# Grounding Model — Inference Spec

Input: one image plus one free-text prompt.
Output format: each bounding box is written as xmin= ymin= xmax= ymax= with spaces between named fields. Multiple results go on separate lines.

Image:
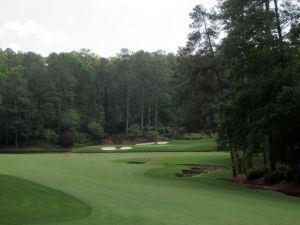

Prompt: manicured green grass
xmin=0 ymin=151 xmax=300 ymax=225
xmin=73 ymin=138 xmax=217 ymax=153
xmin=0 ymin=174 xmax=91 ymax=225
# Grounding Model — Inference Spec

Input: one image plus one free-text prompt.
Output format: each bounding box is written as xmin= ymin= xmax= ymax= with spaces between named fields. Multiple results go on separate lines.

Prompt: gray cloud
xmin=0 ymin=0 xmax=217 ymax=56
xmin=0 ymin=20 xmax=73 ymax=45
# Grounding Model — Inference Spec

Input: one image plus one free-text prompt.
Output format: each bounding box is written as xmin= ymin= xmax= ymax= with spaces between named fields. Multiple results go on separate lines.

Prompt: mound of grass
xmin=0 ymin=174 xmax=91 ymax=225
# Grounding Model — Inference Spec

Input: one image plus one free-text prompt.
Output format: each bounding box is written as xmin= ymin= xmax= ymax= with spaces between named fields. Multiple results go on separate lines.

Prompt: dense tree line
xmin=176 ymin=0 xmax=300 ymax=183
xmin=0 ymin=48 xmax=176 ymax=148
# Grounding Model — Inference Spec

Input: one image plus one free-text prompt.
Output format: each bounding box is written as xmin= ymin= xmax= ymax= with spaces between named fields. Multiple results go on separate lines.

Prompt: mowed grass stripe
xmin=0 ymin=174 xmax=91 ymax=225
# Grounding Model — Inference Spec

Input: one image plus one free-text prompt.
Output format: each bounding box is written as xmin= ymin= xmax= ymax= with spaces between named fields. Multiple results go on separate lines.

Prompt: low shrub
xmin=144 ymin=130 xmax=159 ymax=140
xmin=42 ymin=129 xmax=59 ymax=144
xmin=39 ymin=142 xmax=58 ymax=149
xmin=264 ymin=169 xmax=285 ymax=185
xmin=60 ymin=131 xmax=74 ymax=147
xmin=162 ymin=127 xmax=185 ymax=139
xmin=87 ymin=121 xmax=104 ymax=139
xmin=156 ymin=126 xmax=167 ymax=135
xmin=75 ymin=132 xmax=91 ymax=146
xmin=285 ymin=167 xmax=300 ymax=182
xmin=183 ymin=133 xmax=206 ymax=140
xmin=104 ymin=121 xmax=124 ymax=134
xmin=247 ymin=168 xmax=269 ymax=180
xmin=128 ymin=124 xmax=143 ymax=137
xmin=112 ymin=134 xmax=126 ymax=144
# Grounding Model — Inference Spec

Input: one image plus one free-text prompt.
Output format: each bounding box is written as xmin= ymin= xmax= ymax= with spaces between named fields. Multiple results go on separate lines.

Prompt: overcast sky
xmin=0 ymin=0 xmax=217 ymax=57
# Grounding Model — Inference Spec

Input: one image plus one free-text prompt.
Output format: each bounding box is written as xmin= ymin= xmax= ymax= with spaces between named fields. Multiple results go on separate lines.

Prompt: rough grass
xmin=0 ymin=174 xmax=91 ymax=225
xmin=73 ymin=138 xmax=217 ymax=153
xmin=0 ymin=151 xmax=300 ymax=225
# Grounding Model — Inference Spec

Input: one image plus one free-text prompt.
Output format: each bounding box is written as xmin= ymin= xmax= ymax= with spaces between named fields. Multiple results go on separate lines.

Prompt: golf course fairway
xmin=0 ymin=152 xmax=300 ymax=225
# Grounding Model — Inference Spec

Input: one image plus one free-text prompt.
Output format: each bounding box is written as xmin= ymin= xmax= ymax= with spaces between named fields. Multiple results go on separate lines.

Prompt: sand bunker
xmin=176 ymin=165 xmax=219 ymax=177
xmin=157 ymin=141 xmax=169 ymax=145
xmin=119 ymin=147 xmax=132 ymax=150
xmin=101 ymin=146 xmax=133 ymax=151
xmin=101 ymin=147 xmax=117 ymax=151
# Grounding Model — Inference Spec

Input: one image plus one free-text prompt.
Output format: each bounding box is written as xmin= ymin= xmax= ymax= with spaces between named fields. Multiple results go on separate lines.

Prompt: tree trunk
xmin=290 ymin=142 xmax=299 ymax=185
xmin=104 ymin=87 xmax=108 ymax=123
xmin=234 ymin=149 xmax=247 ymax=175
xmin=230 ymin=148 xmax=238 ymax=177
xmin=246 ymin=146 xmax=253 ymax=169
xmin=154 ymin=96 xmax=158 ymax=129
xmin=147 ymin=105 xmax=151 ymax=126
xmin=14 ymin=99 xmax=19 ymax=148
xmin=125 ymin=82 xmax=129 ymax=136
xmin=265 ymin=0 xmax=269 ymax=11
xmin=202 ymin=13 xmax=214 ymax=58
xmin=263 ymin=148 xmax=268 ymax=166
xmin=273 ymin=0 xmax=285 ymax=66
xmin=202 ymin=12 xmax=224 ymax=94
xmin=57 ymin=96 xmax=61 ymax=135
xmin=15 ymin=132 xmax=18 ymax=148
xmin=268 ymin=132 xmax=276 ymax=170
xmin=234 ymin=148 xmax=243 ymax=174
xmin=140 ymin=104 xmax=144 ymax=130
xmin=140 ymin=87 xmax=144 ymax=130
xmin=5 ymin=136 xmax=9 ymax=146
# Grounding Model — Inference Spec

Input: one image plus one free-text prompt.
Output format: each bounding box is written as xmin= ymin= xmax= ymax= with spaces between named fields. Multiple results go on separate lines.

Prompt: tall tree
xmin=0 ymin=67 xmax=31 ymax=147
xmin=47 ymin=53 xmax=77 ymax=135
xmin=175 ymin=4 xmax=224 ymax=134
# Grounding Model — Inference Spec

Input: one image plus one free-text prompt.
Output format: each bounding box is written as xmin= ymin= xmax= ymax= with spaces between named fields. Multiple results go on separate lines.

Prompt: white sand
xmin=157 ymin=141 xmax=169 ymax=145
xmin=101 ymin=147 xmax=117 ymax=151
xmin=119 ymin=147 xmax=132 ymax=150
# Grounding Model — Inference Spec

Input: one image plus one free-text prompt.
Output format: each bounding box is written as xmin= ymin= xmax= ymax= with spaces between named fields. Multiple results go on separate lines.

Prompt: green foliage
xmin=144 ymin=130 xmax=159 ymax=139
xmin=128 ymin=124 xmax=143 ymax=137
xmin=174 ymin=4 xmax=223 ymax=135
xmin=87 ymin=121 xmax=104 ymax=139
xmin=111 ymin=133 xmax=126 ymax=144
xmin=285 ymin=167 xmax=295 ymax=182
xmin=209 ymin=0 xmax=300 ymax=179
xmin=0 ymin=65 xmax=31 ymax=147
xmin=60 ymin=131 xmax=74 ymax=147
xmin=156 ymin=126 xmax=167 ymax=135
xmin=264 ymin=169 xmax=286 ymax=185
xmin=247 ymin=168 xmax=269 ymax=180
xmin=164 ymin=127 xmax=185 ymax=139
xmin=0 ymin=63 xmax=8 ymax=83
xmin=284 ymin=166 xmax=300 ymax=182
xmin=0 ymin=49 xmax=176 ymax=148
xmin=75 ymin=132 xmax=91 ymax=146
xmin=61 ymin=109 xmax=80 ymax=133
xmin=42 ymin=129 xmax=59 ymax=144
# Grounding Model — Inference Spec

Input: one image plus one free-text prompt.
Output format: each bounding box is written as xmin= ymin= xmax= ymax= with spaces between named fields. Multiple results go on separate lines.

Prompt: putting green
xmin=0 ymin=174 xmax=91 ymax=225
xmin=73 ymin=139 xmax=217 ymax=153
xmin=0 ymin=152 xmax=300 ymax=225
